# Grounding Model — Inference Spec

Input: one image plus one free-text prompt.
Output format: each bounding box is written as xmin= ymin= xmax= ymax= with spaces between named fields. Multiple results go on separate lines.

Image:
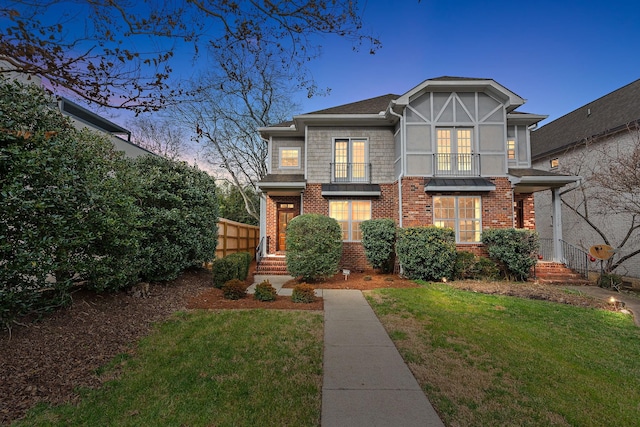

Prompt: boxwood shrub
xmin=396 ymin=226 xmax=457 ymax=281
xmin=360 ymin=218 xmax=396 ymax=273
xmin=285 ymin=214 xmax=342 ymax=282
xmin=481 ymin=228 xmax=539 ymax=281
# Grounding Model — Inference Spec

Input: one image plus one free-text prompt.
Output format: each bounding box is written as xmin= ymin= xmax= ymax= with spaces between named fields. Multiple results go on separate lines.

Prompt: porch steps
xmin=255 ymin=256 xmax=290 ymax=275
xmin=533 ymin=262 xmax=590 ymax=285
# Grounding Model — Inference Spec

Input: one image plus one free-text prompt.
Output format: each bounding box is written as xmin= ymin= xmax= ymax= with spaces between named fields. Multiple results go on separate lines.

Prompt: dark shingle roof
xmin=306 ymin=94 xmax=400 ymax=115
xmin=259 ymin=174 xmax=305 ymax=183
xmin=531 ymin=79 xmax=640 ymax=159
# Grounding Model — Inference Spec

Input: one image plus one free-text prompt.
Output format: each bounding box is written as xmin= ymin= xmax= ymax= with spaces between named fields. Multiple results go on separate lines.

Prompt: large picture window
xmin=329 ymin=200 xmax=371 ymax=241
xmin=433 ymin=196 xmax=481 ymax=243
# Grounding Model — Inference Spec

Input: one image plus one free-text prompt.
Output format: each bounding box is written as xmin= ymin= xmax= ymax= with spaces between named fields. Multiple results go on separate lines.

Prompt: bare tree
xmin=559 ymin=124 xmax=640 ymax=273
xmin=127 ymin=116 xmax=187 ymax=160
xmin=178 ymin=47 xmax=297 ymax=221
xmin=1 ymin=1 xmax=380 ymax=112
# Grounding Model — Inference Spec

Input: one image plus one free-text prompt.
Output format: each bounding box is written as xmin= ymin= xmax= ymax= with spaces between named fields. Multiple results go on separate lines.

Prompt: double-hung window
xmin=433 ymin=196 xmax=481 ymax=243
xmin=334 ymin=138 xmax=368 ymax=182
xmin=279 ymin=147 xmax=300 ymax=169
xmin=436 ymin=128 xmax=473 ymax=175
xmin=329 ymin=200 xmax=371 ymax=241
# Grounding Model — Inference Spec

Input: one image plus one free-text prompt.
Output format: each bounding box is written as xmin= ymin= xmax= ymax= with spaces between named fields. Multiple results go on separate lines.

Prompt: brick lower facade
xmin=263 ymin=176 xmax=537 ymax=271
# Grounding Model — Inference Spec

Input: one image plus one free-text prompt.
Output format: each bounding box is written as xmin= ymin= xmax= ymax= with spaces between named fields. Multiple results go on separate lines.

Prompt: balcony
xmin=331 ymin=163 xmax=371 ymax=183
xmin=433 ymin=153 xmax=480 ymax=177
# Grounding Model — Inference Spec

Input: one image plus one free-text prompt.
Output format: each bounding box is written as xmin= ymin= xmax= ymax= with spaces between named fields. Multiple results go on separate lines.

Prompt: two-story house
xmin=257 ymin=77 xmax=579 ymax=273
xmin=531 ymin=79 xmax=640 ymax=279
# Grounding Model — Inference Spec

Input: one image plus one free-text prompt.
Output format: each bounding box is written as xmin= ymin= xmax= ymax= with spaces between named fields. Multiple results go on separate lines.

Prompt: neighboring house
xmin=531 ymin=79 xmax=640 ymax=278
xmin=257 ymin=77 xmax=579 ymax=271
xmin=1 ymin=59 xmax=152 ymax=159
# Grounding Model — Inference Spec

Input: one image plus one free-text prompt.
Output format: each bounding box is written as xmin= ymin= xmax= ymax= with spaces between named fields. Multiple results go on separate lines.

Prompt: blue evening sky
xmin=289 ymin=0 xmax=639 ymax=125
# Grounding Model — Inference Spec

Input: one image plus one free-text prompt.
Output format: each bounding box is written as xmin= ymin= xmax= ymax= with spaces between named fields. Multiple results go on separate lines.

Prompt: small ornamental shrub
xmin=226 ymin=252 xmax=252 ymax=281
xmin=285 ymin=214 xmax=342 ymax=282
xmin=254 ymin=280 xmax=277 ymax=302
xmin=211 ymin=257 xmax=240 ymax=288
xmin=222 ymin=279 xmax=247 ymax=300
xmin=360 ymin=219 xmax=397 ymax=273
xmin=454 ymin=251 xmax=477 ymax=280
xmin=291 ymin=284 xmax=316 ymax=303
xmin=474 ymin=257 xmax=501 ymax=280
xmin=481 ymin=228 xmax=539 ymax=281
xmin=597 ymin=273 xmax=623 ymax=289
xmin=396 ymin=227 xmax=457 ymax=281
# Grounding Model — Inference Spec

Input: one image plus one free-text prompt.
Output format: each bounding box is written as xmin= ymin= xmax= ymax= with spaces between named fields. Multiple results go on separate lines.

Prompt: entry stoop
xmin=533 ymin=262 xmax=590 ymax=285
xmin=255 ymin=255 xmax=289 ymax=275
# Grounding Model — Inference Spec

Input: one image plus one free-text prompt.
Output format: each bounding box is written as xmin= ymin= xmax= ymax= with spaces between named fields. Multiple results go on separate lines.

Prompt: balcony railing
xmin=331 ymin=163 xmax=371 ymax=183
xmin=433 ymin=153 xmax=480 ymax=177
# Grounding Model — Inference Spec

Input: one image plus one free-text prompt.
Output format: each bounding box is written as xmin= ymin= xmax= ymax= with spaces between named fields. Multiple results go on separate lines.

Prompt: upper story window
xmin=550 ymin=158 xmax=559 ymax=169
xmin=329 ymin=200 xmax=371 ymax=241
xmin=507 ymin=139 xmax=516 ymax=160
xmin=435 ymin=128 xmax=477 ymax=176
xmin=279 ymin=147 xmax=300 ymax=168
xmin=333 ymin=138 xmax=369 ymax=182
xmin=433 ymin=196 xmax=481 ymax=243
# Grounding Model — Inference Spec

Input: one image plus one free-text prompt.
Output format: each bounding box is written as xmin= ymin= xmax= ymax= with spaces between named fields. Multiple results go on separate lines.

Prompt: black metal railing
xmin=561 ymin=240 xmax=590 ymax=279
xmin=331 ymin=163 xmax=371 ymax=183
xmin=433 ymin=153 xmax=480 ymax=177
xmin=256 ymin=236 xmax=264 ymax=264
xmin=538 ymin=238 xmax=554 ymax=261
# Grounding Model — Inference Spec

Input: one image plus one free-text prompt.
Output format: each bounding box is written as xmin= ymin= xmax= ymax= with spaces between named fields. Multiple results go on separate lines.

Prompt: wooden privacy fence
xmin=216 ymin=217 xmax=259 ymax=259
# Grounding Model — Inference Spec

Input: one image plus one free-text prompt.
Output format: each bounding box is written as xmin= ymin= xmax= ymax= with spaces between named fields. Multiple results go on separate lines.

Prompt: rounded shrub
xmin=396 ymin=226 xmax=457 ymax=281
xmin=254 ymin=280 xmax=277 ymax=302
xmin=291 ymin=284 xmax=316 ymax=303
xmin=222 ymin=279 xmax=247 ymax=300
xmin=285 ymin=214 xmax=342 ymax=282
xmin=481 ymin=228 xmax=539 ymax=281
xmin=360 ymin=218 xmax=397 ymax=273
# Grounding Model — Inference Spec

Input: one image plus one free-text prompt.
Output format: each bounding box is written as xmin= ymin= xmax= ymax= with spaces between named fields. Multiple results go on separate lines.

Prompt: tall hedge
xmin=360 ymin=218 xmax=396 ymax=273
xmin=0 ymin=80 xmax=142 ymax=325
xmin=285 ymin=214 xmax=342 ymax=281
xmin=481 ymin=228 xmax=539 ymax=281
xmin=134 ymin=156 xmax=219 ymax=282
xmin=396 ymin=226 xmax=457 ymax=281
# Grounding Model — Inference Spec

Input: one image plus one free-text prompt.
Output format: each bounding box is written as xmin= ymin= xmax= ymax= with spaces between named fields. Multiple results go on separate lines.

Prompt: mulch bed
xmin=1 ymin=265 xmax=611 ymax=425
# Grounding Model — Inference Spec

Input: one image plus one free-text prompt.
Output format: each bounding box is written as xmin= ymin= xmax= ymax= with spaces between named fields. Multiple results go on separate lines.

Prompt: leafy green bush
xmin=222 ymin=279 xmax=247 ymax=300
xmin=285 ymin=214 xmax=342 ymax=282
xmin=453 ymin=251 xmax=477 ymax=280
xmin=474 ymin=257 xmax=501 ymax=280
xmin=481 ymin=228 xmax=539 ymax=281
xmin=211 ymin=257 xmax=238 ymax=288
xmin=227 ymin=252 xmax=252 ymax=281
xmin=254 ymin=280 xmax=277 ymax=302
xmin=291 ymin=284 xmax=316 ymax=303
xmin=134 ymin=156 xmax=218 ymax=282
xmin=360 ymin=218 xmax=396 ymax=273
xmin=396 ymin=227 xmax=457 ymax=281
xmin=0 ymin=80 xmax=142 ymax=326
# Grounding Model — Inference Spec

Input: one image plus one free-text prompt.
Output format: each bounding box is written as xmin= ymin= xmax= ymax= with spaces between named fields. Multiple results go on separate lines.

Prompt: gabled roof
xmin=307 ymin=94 xmax=400 ymax=115
xmin=531 ymin=78 xmax=640 ymax=159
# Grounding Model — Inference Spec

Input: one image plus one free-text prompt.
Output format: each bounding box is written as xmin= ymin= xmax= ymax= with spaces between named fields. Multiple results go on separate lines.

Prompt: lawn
xmin=366 ymin=283 xmax=640 ymax=427
xmin=14 ymin=309 xmax=323 ymax=427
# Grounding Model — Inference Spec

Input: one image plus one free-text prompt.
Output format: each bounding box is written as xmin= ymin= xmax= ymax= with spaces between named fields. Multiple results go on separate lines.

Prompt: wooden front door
xmin=277 ymin=204 xmax=296 ymax=251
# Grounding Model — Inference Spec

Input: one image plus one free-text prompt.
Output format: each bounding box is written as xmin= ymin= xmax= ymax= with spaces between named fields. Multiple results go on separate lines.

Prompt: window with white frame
xmin=279 ymin=147 xmax=300 ymax=168
xmin=433 ymin=196 xmax=481 ymax=243
xmin=507 ymin=139 xmax=516 ymax=160
xmin=436 ymin=128 xmax=473 ymax=173
xmin=334 ymin=138 xmax=368 ymax=182
xmin=329 ymin=200 xmax=371 ymax=241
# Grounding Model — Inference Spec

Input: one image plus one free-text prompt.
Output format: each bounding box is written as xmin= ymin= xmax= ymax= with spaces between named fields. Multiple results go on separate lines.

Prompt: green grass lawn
xmin=15 ymin=310 xmax=323 ymax=427
xmin=366 ymin=283 xmax=640 ymax=427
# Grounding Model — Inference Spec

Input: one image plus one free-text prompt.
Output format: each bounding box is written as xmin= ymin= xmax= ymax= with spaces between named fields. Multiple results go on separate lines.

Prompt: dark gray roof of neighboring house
xmin=508 ymin=168 xmax=573 ymax=177
xmin=531 ymin=78 xmax=640 ymax=159
xmin=306 ymin=93 xmax=400 ymax=115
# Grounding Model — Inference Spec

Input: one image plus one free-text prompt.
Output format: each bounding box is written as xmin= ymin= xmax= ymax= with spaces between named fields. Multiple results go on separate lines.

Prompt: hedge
xmin=396 ymin=226 xmax=457 ymax=281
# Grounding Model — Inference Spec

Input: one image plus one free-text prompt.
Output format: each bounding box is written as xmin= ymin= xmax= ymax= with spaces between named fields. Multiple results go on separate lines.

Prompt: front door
xmin=277 ymin=204 xmax=296 ymax=251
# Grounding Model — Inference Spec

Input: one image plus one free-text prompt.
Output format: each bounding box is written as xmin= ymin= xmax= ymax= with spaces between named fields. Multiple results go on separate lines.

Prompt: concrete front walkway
xmin=321 ymin=290 xmax=444 ymax=427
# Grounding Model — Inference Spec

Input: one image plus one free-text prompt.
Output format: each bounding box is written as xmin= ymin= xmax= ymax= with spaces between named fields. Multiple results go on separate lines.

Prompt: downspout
xmin=389 ymin=101 xmax=404 ymax=227
xmin=258 ymin=135 xmax=271 ymax=257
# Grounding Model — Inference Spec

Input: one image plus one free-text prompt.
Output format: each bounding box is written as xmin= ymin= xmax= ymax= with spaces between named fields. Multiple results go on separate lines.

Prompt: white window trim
xmin=433 ymin=195 xmax=482 ymax=244
xmin=279 ymin=147 xmax=301 ymax=169
xmin=329 ymin=200 xmax=371 ymax=242
xmin=332 ymin=137 xmax=369 ymax=182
